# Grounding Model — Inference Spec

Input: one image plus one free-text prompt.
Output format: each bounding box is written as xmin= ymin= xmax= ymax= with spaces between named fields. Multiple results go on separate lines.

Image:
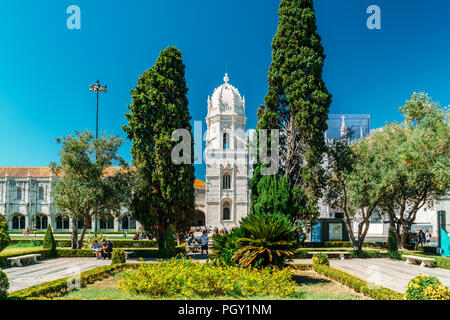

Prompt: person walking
xmin=417 ymin=229 xmax=425 ymax=247
xmin=200 ymin=230 xmax=209 ymax=256
xmin=425 ymin=229 xmax=432 ymax=247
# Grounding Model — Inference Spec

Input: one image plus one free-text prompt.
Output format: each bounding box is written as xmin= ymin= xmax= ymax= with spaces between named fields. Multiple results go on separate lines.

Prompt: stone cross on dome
xmin=224 ymin=73 xmax=229 ymax=84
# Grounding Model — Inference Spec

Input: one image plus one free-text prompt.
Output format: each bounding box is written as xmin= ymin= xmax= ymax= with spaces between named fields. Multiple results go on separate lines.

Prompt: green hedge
xmin=1 ymin=244 xmax=186 ymax=267
xmin=8 ymin=263 xmax=140 ymax=300
xmin=294 ymin=248 xmax=384 ymax=259
xmin=9 ymin=239 xmax=159 ymax=248
xmin=297 ymin=241 xmax=387 ymax=249
xmin=312 ymin=264 xmax=404 ymax=300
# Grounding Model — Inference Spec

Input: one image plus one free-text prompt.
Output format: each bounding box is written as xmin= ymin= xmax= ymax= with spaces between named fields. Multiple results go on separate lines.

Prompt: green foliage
xmin=232 ymin=213 xmax=296 ymax=268
xmin=123 ymin=46 xmax=196 ymax=250
xmin=50 ymin=130 xmax=130 ymax=249
xmin=0 ymin=269 xmax=8 ymax=300
xmin=251 ymin=0 xmax=332 ymax=228
xmin=162 ymin=226 xmax=177 ymax=258
xmin=388 ymin=225 xmax=401 ymax=259
xmin=405 ymin=275 xmax=450 ymax=300
xmin=111 ymin=249 xmax=126 ymax=265
xmin=313 ymin=264 xmax=404 ymax=300
xmin=118 ymin=257 xmax=301 ymax=298
xmin=43 ymin=225 xmax=56 ymax=253
xmin=212 ymin=228 xmax=245 ymax=266
xmin=0 ymin=215 xmax=11 ymax=253
xmin=311 ymin=253 xmax=329 ymax=266
xmin=375 ymin=93 xmax=450 ymax=247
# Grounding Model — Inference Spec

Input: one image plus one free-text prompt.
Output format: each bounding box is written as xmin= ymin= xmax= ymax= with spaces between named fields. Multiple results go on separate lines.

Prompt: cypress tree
xmin=0 ymin=215 xmax=11 ymax=253
xmin=388 ymin=225 xmax=401 ymax=259
xmin=123 ymin=47 xmax=196 ymax=250
xmin=43 ymin=224 xmax=56 ymax=254
xmin=251 ymin=0 xmax=331 ymax=228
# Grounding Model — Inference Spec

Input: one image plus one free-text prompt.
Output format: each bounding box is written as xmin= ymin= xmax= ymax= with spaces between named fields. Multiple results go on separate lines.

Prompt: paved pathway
xmin=1 ymin=258 xmax=143 ymax=292
xmin=291 ymin=258 xmax=450 ymax=293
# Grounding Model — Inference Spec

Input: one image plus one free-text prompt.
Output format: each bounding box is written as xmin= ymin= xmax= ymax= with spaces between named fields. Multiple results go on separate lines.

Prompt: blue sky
xmin=0 ymin=0 xmax=449 ymax=180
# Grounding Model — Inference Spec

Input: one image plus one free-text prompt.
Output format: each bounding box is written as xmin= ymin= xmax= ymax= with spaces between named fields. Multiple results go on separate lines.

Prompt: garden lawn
xmin=2 ymin=246 xmax=43 ymax=255
xmin=55 ymin=270 xmax=369 ymax=300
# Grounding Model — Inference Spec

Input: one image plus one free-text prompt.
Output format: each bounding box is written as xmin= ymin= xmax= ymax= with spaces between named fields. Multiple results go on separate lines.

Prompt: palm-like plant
xmin=233 ymin=213 xmax=296 ymax=268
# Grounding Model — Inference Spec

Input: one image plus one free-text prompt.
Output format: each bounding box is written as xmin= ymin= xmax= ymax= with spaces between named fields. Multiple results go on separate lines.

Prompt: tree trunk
xmin=71 ymin=221 xmax=78 ymax=249
xmin=77 ymin=216 xmax=91 ymax=249
xmin=158 ymin=219 xmax=168 ymax=250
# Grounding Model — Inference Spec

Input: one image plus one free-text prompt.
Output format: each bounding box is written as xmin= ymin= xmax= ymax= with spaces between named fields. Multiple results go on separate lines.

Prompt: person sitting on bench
xmin=91 ymin=240 xmax=102 ymax=260
xmin=100 ymin=239 xmax=114 ymax=259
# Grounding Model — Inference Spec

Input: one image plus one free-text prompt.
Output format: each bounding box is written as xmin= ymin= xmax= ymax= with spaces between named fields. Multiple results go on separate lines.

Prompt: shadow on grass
xmin=291 ymin=274 xmax=331 ymax=286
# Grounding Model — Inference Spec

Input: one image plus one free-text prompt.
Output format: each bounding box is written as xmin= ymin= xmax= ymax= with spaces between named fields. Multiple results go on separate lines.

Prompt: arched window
xmin=38 ymin=187 xmax=44 ymax=200
xmin=12 ymin=214 xmax=25 ymax=230
xmin=100 ymin=215 xmax=114 ymax=230
xmin=77 ymin=217 xmax=91 ymax=230
xmin=222 ymin=202 xmax=231 ymax=221
xmin=121 ymin=215 xmax=136 ymax=230
xmin=56 ymin=215 xmax=70 ymax=230
xmin=16 ymin=187 xmax=22 ymax=200
xmin=222 ymin=173 xmax=231 ymax=190
xmin=36 ymin=214 xmax=48 ymax=230
xmin=223 ymin=133 xmax=229 ymax=149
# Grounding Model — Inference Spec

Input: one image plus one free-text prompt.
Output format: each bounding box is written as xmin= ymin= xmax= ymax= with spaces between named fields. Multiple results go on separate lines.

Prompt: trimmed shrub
xmin=111 ymin=249 xmax=126 ymax=265
xmin=163 ymin=227 xmax=176 ymax=258
xmin=0 ymin=269 xmax=8 ymax=300
xmin=388 ymin=225 xmax=401 ymax=260
xmin=0 ymin=215 xmax=11 ymax=253
xmin=313 ymin=264 xmax=403 ymax=300
xmin=405 ymin=275 xmax=450 ymax=300
xmin=43 ymin=225 xmax=56 ymax=254
xmin=118 ymin=257 xmax=302 ymax=298
xmin=312 ymin=253 xmax=329 ymax=266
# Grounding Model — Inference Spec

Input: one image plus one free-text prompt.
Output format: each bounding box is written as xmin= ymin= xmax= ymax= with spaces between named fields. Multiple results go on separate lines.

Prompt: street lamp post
xmin=89 ymin=80 xmax=107 ymax=237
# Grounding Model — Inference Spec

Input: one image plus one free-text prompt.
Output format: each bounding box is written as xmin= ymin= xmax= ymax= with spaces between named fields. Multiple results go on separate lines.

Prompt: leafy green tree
xmin=233 ymin=213 xmax=296 ymax=268
xmin=51 ymin=131 xmax=130 ymax=249
xmin=326 ymin=136 xmax=386 ymax=252
xmin=123 ymin=46 xmax=196 ymax=250
xmin=43 ymin=225 xmax=56 ymax=254
xmin=250 ymin=0 xmax=331 ymax=229
xmin=0 ymin=215 xmax=11 ymax=253
xmin=376 ymin=93 xmax=450 ymax=248
xmin=163 ymin=226 xmax=177 ymax=258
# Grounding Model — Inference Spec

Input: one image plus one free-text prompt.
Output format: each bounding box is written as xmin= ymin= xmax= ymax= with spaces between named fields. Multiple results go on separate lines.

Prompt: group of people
xmin=132 ymin=231 xmax=149 ymax=240
xmin=415 ymin=229 xmax=432 ymax=247
xmin=91 ymin=239 xmax=114 ymax=260
xmin=187 ymin=231 xmax=210 ymax=255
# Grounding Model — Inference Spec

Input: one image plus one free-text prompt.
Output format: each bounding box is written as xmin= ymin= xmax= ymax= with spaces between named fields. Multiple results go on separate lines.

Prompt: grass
xmin=2 ymin=245 xmax=43 ymax=255
xmin=55 ymin=270 xmax=369 ymax=300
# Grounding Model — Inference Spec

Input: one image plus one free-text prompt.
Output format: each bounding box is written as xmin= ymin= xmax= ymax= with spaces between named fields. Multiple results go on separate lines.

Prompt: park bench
xmin=124 ymin=251 xmax=133 ymax=259
xmin=185 ymin=240 xmax=199 ymax=253
xmin=308 ymin=251 xmax=350 ymax=261
xmin=7 ymin=254 xmax=41 ymax=267
xmin=403 ymin=255 xmax=435 ymax=268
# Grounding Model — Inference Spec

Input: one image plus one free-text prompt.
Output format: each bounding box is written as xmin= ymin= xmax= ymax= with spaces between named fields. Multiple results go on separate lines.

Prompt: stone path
xmin=290 ymin=258 xmax=450 ymax=293
xmin=2 ymin=258 xmax=141 ymax=292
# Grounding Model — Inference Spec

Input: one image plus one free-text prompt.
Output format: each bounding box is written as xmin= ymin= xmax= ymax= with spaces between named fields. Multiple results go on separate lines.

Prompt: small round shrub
xmin=312 ymin=253 xmax=329 ymax=266
xmin=111 ymin=249 xmax=126 ymax=265
xmin=0 ymin=270 xmax=9 ymax=300
xmin=405 ymin=275 xmax=450 ymax=300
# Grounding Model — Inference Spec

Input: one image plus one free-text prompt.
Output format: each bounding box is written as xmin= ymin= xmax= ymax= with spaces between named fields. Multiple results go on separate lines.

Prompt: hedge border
xmin=1 ymin=245 xmax=186 ymax=268
xmin=312 ymin=264 xmax=404 ymax=300
xmin=8 ymin=263 xmax=140 ymax=300
xmin=294 ymin=248 xmax=386 ymax=259
xmin=9 ymin=239 xmax=159 ymax=248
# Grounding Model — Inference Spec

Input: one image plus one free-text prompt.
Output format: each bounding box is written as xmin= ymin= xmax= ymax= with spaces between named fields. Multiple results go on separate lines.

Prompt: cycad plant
xmin=233 ymin=213 xmax=295 ymax=268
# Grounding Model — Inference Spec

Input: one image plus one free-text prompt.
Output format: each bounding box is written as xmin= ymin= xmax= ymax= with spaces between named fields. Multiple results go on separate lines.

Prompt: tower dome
xmin=208 ymin=73 xmax=245 ymax=117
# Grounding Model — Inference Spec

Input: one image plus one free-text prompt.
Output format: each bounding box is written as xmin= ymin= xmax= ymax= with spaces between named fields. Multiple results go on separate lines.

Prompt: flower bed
xmin=118 ymin=258 xmax=302 ymax=298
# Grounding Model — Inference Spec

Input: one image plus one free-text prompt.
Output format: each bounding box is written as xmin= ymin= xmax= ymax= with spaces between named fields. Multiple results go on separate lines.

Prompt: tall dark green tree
xmin=250 ymin=0 xmax=332 ymax=229
xmin=123 ymin=46 xmax=196 ymax=250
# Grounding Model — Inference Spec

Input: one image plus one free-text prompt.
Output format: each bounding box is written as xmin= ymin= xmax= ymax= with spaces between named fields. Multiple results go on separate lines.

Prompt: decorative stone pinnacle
xmin=224 ymin=73 xmax=229 ymax=84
